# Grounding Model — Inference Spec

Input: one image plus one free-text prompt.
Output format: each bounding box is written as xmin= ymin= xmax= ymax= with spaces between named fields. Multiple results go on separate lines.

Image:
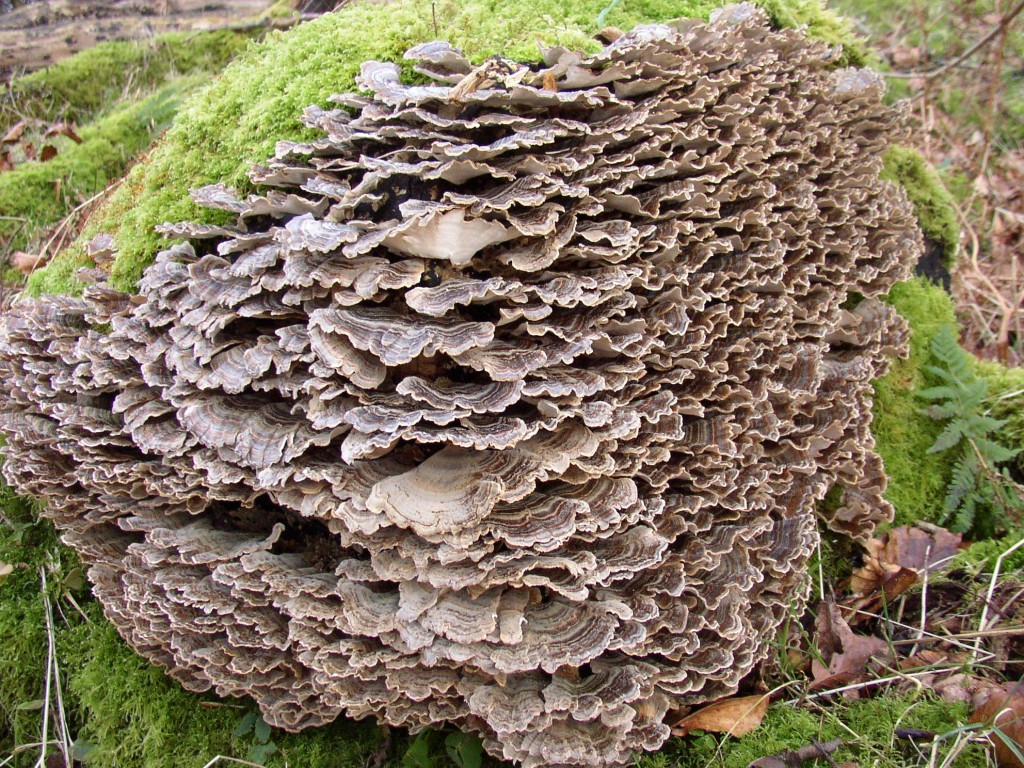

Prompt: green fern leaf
xmin=944 ymin=453 xmax=979 ymax=514
xmin=951 ymin=493 xmax=977 ymax=533
xmin=917 ymin=385 xmax=959 ymax=401
xmin=928 ymin=421 xmax=964 ymax=454
xmin=972 ymin=437 xmax=1020 ymax=464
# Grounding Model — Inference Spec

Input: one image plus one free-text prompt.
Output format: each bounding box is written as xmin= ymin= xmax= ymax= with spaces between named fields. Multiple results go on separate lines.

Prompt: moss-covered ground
xmin=2 ymin=0 xmax=1022 ymax=766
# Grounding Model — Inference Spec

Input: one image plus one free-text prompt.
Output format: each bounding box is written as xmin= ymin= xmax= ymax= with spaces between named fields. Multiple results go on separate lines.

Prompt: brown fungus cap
xmin=0 ymin=6 xmax=920 ymax=766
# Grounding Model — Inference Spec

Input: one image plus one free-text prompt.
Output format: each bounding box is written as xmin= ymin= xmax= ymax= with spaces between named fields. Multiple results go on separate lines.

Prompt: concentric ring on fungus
xmin=0 ymin=6 xmax=921 ymax=766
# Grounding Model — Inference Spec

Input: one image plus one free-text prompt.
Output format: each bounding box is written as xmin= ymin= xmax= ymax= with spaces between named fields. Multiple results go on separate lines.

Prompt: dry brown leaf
xmin=1 ymin=120 xmax=25 ymax=144
xmin=970 ymin=682 xmax=1024 ymax=768
xmin=810 ymin=599 xmax=891 ymax=694
xmin=846 ymin=526 xmax=962 ymax=620
xmin=747 ymin=739 xmax=843 ymax=768
xmin=11 ymin=251 xmax=45 ymax=275
xmin=44 ymin=121 xmax=82 ymax=144
xmin=595 ymin=26 xmax=623 ymax=43
xmin=890 ymin=46 xmax=922 ymax=68
xmin=40 ymin=145 xmax=58 ymax=162
xmin=0 ymin=150 xmax=12 ymax=172
xmin=22 ymin=141 xmax=35 ymax=161
xmin=672 ymin=695 xmax=769 ymax=738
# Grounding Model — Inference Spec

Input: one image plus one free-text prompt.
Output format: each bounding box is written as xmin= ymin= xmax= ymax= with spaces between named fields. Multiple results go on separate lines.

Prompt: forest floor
xmin=0 ymin=1 xmax=1022 ymax=767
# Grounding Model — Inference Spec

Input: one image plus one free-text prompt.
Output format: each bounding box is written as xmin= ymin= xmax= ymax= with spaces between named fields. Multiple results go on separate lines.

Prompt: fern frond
xmin=951 ymin=493 xmax=978 ymax=533
xmin=928 ymin=421 xmax=964 ymax=454
xmin=944 ymin=452 xmax=979 ymax=515
xmin=917 ymin=385 xmax=959 ymax=401
xmin=972 ymin=437 xmax=1020 ymax=464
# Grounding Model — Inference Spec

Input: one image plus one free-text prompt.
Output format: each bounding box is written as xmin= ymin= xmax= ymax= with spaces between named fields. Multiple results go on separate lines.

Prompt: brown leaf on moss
xmin=970 ymin=682 xmax=1024 ymax=768
xmin=811 ymin=599 xmax=892 ymax=694
xmin=672 ymin=695 xmax=769 ymax=738
xmin=40 ymin=145 xmax=58 ymax=162
xmin=44 ymin=122 xmax=82 ymax=144
xmin=1 ymin=120 xmax=25 ymax=144
xmin=11 ymin=251 xmax=45 ymax=275
xmin=846 ymin=526 xmax=961 ymax=617
xmin=748 ymin=739 xmax=844 ymax=768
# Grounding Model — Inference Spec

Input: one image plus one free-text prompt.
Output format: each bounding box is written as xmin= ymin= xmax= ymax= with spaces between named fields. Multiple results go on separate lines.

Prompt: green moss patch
xmin=871 ymin=278 xmax=958 ymax=527
xmin=882 ymin=146 xmax=960 ymax=266
xmin=29 ymin=0 xmax=865 ymax=296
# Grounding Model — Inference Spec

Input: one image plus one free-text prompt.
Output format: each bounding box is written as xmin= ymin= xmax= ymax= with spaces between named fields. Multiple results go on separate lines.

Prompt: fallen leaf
xmin=1 ymin=120 xmax=25 ymax=144
xmin=747 ymin=739 xmax=843 ymax=768
xmin=0 ymin=561 xmax=13 ymax=586
xmin=970 ymin=682 xmax=1024 ymax=768
xmin=44 ymin=121 xmax=82 ymax=144
xmin=890 ymin=46 xmax=922 ymax=68
xmin=594 ymin=26 xmax=623 ymax=43
xmin=810 ymin=599 xmax=891 ymax=694
xmin=0 ymin=150 xmax=12 ymax=171
xmin=845 ymin=526 xmax=962 ymax=620
xmin=672 ymin=694 xmax=769 ymax=738
xmin=40 ymin=145 xmax=58 ymax=162
xmin=22 ymin=141 xmax=35 ymax=160
xmin=11 ymin=251 xmax=45 ymax=275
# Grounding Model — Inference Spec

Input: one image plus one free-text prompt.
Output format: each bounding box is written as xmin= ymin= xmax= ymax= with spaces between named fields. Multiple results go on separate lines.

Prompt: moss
xmin=0 ymin=486 xmax=63 ymax=759
xmin=0 ymin=31 xmax=253 ymax=134
xmin=870 ymin=278 xmax=958 ymax=527
xmin=62 ymin=613 xmax=381 ymax=768
xmin=642 ymin=694 xmax=985 ymax=768
xmin=29 ymin=0 xmax=866 ymax=296
xmin=975 ymin=361 xmax=1024 ymax=468
xmin=882 ymin=146 xmax=960 ymax=266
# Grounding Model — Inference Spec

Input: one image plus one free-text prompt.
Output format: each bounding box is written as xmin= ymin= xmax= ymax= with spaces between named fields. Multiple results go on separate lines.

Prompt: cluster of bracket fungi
xmin=0 ymin=6 xmax=922 ymax=767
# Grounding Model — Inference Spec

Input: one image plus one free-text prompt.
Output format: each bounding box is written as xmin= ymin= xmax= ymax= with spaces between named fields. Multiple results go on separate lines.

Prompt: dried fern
xmin=918 ymin=325 xmax=1024 ymax=536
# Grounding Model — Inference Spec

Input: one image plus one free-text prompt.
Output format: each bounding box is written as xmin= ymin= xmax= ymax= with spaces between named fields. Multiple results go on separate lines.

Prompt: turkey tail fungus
xmin=0 ymin=6 xmax=920 ymax=767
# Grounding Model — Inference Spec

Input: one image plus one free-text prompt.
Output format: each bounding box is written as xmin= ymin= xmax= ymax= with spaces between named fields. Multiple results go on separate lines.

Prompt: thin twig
xmin=886 ymin=0 xmax=1024 ymax=80
xmin=35 ymin=568 xmax=52 ymax=768
xmin=784 ymin=666 xmax=965 ymax=704
xmin=201 ymin=756 xmax=277 ymax=768
xmin=974 ymin=537 xmax=1024 ymax=661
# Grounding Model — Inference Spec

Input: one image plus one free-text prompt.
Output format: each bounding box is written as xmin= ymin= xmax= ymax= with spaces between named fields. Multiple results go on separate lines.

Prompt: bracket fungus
xmin=0 ymin=6 xmax=921 ymax=767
